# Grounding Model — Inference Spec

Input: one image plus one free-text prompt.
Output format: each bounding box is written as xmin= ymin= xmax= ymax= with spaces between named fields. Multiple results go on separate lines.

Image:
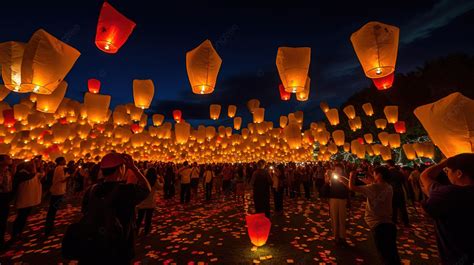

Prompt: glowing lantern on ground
xmin=88 ymin=79 xmax=101 ymax=94
xmin=403 ymin=144 xmax=416 ymax=160
xmin=233 ymin=117 xmax=242 ymax=130
xmin=414 ymin=92 xmax=474 ymax=158
xmin=378 ymin=132 xmax=389 ymax=146
xmin=388 ymin=133 xmax=401 ymax=148
xmin=3 ymin=109 xmax=15 ymax=128
xmin=276 ymin=47 xmax=311 ymax=93
xmin=394 ymin=121 xmax=406 ymax=134
xmin=152 ymin=114 xmax=164 ymax=127
xmin=186 ymin=40 xmax=222 ymax=94
xmin=343 ymin=105 xmax=356 ymax=120
xmin=84 ymin=92 xmax=111 ymax=123
xmin=246 ymin=213 xmax=271 ymax=247
xmin=332 ymin=130 xmax=345 ymax=146
xmin=95 ymin=2 xmax=136 ymax=54
xmin=372 ymin=72 xmax=394 ymax=90
xmin=253 ymin=108 xmax=265 ymax=124
xmin=36 ymin=81 xmax=67 ymax=113
xmin=21 ymin=29 xmax=80 ymax=94
xmin=364 ymin=133 xmax=373 ymax=144
xmin=296 ymin=77 xmax=310 ymax=102
xmin=384 ymin=106 xmax=398 ymax=124
xmin=325 ymin=108 xmax=339 ymax=126
xmin=280 ymin=116 xmax=288 ymax=128
xmin=362 ymin=103 xmax=374 ymax=116
xmin=320 ymin=102 xmax=329 ymax=113
xmin=228 ymin=105 xmax=237 ymax=118
xmin=133 ymin=79 xmax=154 ymax=109
xmin=279 ymin=84 xmax=291 ymax=101
xmin=350 ymin=21 xmax=399 ymax=79
xmin=0 ymin=86 xmax=10 ymax=101
xmin=209 ymin=104 xmax=221 ymax=120
xmin=375 ymin=119 xmax=387 ymax=130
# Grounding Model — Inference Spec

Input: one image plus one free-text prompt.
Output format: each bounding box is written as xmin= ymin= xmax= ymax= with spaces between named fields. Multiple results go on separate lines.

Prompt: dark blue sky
xmin=2 ymin=0 xmax=474 ymax=127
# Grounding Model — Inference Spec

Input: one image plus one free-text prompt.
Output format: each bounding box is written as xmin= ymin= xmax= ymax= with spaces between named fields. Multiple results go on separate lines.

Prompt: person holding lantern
xmin=420 ymin=153 xmax=474 ymax=265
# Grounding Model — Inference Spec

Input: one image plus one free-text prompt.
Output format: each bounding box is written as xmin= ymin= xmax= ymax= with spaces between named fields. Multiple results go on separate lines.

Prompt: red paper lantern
xmin=2 ymin=109 xmax=16 ymax=128
xmin=131 ymin=123 xmax=141 ymax=134
xmin=59 ymin=117 xmax=68 ymax=125
xmin=278 ymin=84 xmax=291 ymax=101
xmin=95 ymin=2 xmax=136 ymax=54
xmin=173 ymin=110 xmax=182 ymax=123
xmin=38 ymin=130 xmax=51 ymax=140
xmin=372 ymin=72 xmax=394 ymax=90
xmin=95 ymin=124 xmax=105 ymax=133
xmin=246 ymin=213 xmax=271 ymax=247
xmin=357 ymin=137 xmax=364 ymax=145
xmin=88 ymin=78 xmax=101 ymax=94
xmin=394 ymin=121 xmax=406 ymax=134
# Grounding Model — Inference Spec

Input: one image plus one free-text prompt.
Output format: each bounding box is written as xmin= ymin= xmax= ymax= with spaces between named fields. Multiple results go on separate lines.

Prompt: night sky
xmin=2 ymin=0 xmax=474 ymax=127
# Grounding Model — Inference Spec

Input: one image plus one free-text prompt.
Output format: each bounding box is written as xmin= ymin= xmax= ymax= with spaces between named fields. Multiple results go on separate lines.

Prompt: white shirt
xmin=50 ymin=165 xmax=67 ymax=196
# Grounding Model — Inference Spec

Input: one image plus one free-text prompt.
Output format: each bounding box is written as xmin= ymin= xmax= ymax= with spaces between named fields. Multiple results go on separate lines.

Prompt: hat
xmin=100 ymin=153 xmax=125 ymax=169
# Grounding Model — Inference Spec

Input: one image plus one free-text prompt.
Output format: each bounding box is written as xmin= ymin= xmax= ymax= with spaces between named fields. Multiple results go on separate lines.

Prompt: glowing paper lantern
xmin=233 ymin=117 xmax=242 ymax=130
xmin=343 ymin=143 xmax=350 ymax=152
xmin=284 ymin=122 xmax=302 ymax=149
xmin=95 ymin=2 xmax=136 ymax=54
xmin=362 ymin=103 xmax=374 ymax=116
xmin=131 ymin=123 xmax=141 ymax=134
xmin=372 ymin=72 xmax=394 ymax=90
xmin=253 ymin=108 xmax=265 ymax=124
xmin=414 ymin=92 xmax=474 ymax=157
xmin=3 ymin=109 xmax=15 ymax=128
xmin=246 ymin=213 xmax=271 ymax=247
xmin=279 ymin=84 xmax=291 ymax=101
xmin=325 ymin=108 xmax=339 ymax=126
xmin=173 ymin=110 xmax=182 ymax=123
xmin=276 ymin=47 xmax=311 ymax=93
xmin=350 ymin=21 xmax=399 ymax=79
xmin=375 ymin=119 xmax=387 ymax=130
xmin=247 ymin=99 xmax=260 ymax=114
xmin=21 ymin=29 xmax=81 ymax=94
xmin=394 ymin=121 xmax=406 ymax=134
xmin=402 ymin=144 xmax=416 ymax=160
xmin=84 ymin=92 xmax=111 ymax=123
xmin=364 ymin=133 xmax=373 ymax=144
xmin=343 ymin=105 xmax=356 ymax=120
xmin=294 ymin=111 xmax=304 ymax=124
xmin=0 ymin=42 xmax=25 ymax=92
xmin=378 ymin=132 xmax=389 ymax=146
xmin=88 ymin=79 xmax=101 ymax=94
xmin=296 ymin=77 xmax=310 ymax=102
xmin=280 ymin=116 xmax=288 ymax=129
xmin=0 ymin=85 xmax=10 ymax=101
xmin=332 ymin=130 xmax=345 ymax=146
xmin=36 ymin=81 xmax=67 ymax=113
xmin=320 ymin=102 xmax=329 ymax=113
xmin=13 ymin=104 xmax=29 ymax=121
xmin=228 ymin=105 xmax=237 ymax=118
xmin=133 ymin=79 xmax=154 ymax=109
xmin=152 ymin=114 xmax=164 ymax=127
xmin=129 ymin=106 xmax=143 ymax=122
xmin=384 ymin=106 xmax=398 ymax=124
xmin=209 ymin=104 xmax=221 ymax=120
xmin=186 ymin=40 xmax=222 ymax=94
xmin=388 ymin=133 xmax=401 ymax=148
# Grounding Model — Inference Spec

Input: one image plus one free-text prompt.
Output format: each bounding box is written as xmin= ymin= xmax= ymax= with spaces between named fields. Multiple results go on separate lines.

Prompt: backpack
xmin=62 ymin=184 xmax=125 ymax=260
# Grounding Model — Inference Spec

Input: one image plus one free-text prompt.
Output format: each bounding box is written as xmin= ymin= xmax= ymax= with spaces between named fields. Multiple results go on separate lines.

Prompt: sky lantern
xmin=2 ymin=109 xmax=15 ymax=128
xmin=350 ymin=21 xmax=399 ymax=80
xmin=280 ymin=116 xmax=288 ymax=128
xmin=332 ymin=130 xmax=345 ymax=146
xmin=325 ymin=108 xmax=339 ymax=126
xmin=380 ymin=146 xmax=392 ymax=160
xmin=372 ymin=72 xmax=394 ymax=90
xmin=388 ymin=133 xmax=401 ymax=148
xmin=403 ymin=144 xmax=416 ymax=160
xmin=375 ymin=118 xmax=387 ymax=130
xmin=13 ymin=104 xmax=29 ymax=121
xmin=129 ymin=106 xmax=143 ymax=122
xmin=152 ymin=114 xmax=164 ymax=127
xmin=88 ymin=78 xmax=101 ymax=94
xmin=130 ymin=123 xmax=141 ymax=134
xmin=173 ymin=110 xmax=182 ymax=123
xmin=414 ymin=92 xmax=474 ymax=157
xmin=364 ymin=133 xmax=373 ymax=144
xmin=362 ymin=102 xmax=374 ymax=116
xmin=21 ymin=29 xmax=80 ymax=94
xmin=228 ymin=105 xmax=237 ymax=118
xmin=246 ymin=213 xmax=271 ymax=247
xmin=175 ymin=121 xmax=191 ymax=145
xmin=84 ymin=92 xmax=111 ymax=123
xmin=394 ymin=121 xmax=406 ymax=134
xmin=0 ymin=42 xmax=25 ymax=92
xmin=186 ymin=40 xmax=222 ymax=95
xmin=296 ymin=77 xmax=310 ymax=101
xmin=343 ymin=105 xmax=356 ymax=120
xmin=276 ymin=47 xmax=311 ymax=93
xmin=320 ymin=102 xmax=329 ymax=113
xmin=294 ymin=111 xmax=304 ymax=124
xmin=284 ymin=122 xmax=302 ymax=149
xmin=133 ymin=79 xmax=154 ymax=109
xmin=36 ymin=81 xmax=67 ymax=113
xmin=384 ymin=106 xmax=398 ymax=124
xmin=233 ymin=117 xmax=242 ymax=130
xmin=95 ymin=2 xmax=136 ymax=54
xmin=209 ymin=104 xmax=221 ymax=120
xmin=279 ymin=84 xmax=291 ymax=101
xmin=378 ymin=132 xmax=390 ymax=146
xmin=253 ymin=108 xmax=265 ymax=123
xmin=247 ymin=99 xmax=260 ymax=114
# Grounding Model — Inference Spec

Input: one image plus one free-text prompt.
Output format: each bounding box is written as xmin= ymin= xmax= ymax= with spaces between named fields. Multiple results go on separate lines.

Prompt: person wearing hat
xmin=44 ymin=156 xmax=69 ymax=236
xmin=80 ymin=152 xmax=150 ymax=264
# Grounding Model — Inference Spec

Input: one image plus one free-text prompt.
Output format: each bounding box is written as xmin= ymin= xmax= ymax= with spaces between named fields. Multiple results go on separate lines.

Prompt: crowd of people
xmin=0 ymin=152 xmax=473 ymax=264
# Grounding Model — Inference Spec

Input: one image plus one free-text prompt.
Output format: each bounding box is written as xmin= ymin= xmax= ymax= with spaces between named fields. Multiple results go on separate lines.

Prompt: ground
xmin=0 ymin=190 xmax=440 ymax=265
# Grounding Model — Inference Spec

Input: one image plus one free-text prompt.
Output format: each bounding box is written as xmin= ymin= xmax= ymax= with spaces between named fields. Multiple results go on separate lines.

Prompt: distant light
xmin=375 ymin=68 xmax=382 ymax=75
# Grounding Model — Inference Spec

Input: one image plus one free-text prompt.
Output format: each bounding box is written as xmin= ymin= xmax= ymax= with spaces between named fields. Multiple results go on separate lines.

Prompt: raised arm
xmin=420 ymin=160 xmax=447 ymax=197
xmin=123 ymin=154 xmax=151 ymax=192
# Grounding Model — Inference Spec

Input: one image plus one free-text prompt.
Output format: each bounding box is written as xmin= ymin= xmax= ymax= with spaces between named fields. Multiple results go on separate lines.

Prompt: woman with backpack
xmin=136 ymin=167 xmax=162 ymax=236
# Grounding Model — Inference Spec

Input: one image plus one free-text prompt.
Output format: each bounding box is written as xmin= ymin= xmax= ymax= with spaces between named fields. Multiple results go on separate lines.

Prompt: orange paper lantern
xmin=246 ymin=213 xmax=271 ymax=247
xmin=186 ymin=40 xmax=222 ymax=94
